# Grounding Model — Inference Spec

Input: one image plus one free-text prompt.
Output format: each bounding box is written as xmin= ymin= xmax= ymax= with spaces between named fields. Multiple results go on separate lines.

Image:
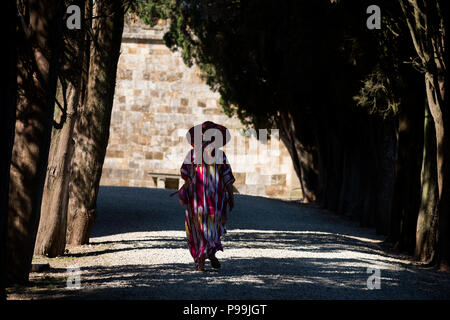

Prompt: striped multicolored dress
xmin=180 ymin=149 xmax=235 ymax=264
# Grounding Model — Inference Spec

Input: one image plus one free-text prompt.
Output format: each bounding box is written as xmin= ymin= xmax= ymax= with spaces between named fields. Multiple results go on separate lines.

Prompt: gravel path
xmin=7 ymin=186 xmax=450 ymax=300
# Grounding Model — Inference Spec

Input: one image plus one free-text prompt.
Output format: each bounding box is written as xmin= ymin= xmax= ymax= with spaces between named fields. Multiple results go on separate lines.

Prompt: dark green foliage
xmin=161 ymin=1 xmax=340 ymax=131
xmin=131 ymin=0 xmax=174 ymax=26
xmin=136 ymin=0 xmax=411 ymax=209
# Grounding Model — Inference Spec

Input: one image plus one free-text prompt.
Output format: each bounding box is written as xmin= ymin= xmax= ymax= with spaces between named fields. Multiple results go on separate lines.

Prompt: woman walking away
xmin=180 ymin=121 xmax=235 ymax=271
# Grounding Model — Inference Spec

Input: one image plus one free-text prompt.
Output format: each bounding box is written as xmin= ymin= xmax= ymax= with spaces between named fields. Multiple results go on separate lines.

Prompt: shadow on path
xmin=93 ymin=186 xmax=384 ymax=237
xmin=8 ymin=186 xmax=450 ymax=300
xmin=15 ymin=256 xmax=450 ymax=300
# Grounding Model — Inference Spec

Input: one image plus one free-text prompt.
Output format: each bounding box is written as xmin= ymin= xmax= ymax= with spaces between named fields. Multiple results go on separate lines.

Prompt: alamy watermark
xmin=66 ymin=265 xmax=81 ymax=289
xmin=366 ymin=5 xmax=381 ymax=30
xmin=366 ymin=266 xmax=381 ymax=290
xmin=66 ymin=5 xmax=81 ymax=30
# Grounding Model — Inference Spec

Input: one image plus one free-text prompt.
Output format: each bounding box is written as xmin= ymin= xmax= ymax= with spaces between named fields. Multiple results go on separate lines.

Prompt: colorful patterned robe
xmin=180 ymin=148 xmax=235 ymax=263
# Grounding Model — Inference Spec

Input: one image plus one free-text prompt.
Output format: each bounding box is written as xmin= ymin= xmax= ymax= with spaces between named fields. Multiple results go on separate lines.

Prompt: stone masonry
xmin=100 ymin=17 xmax=302 ymax=200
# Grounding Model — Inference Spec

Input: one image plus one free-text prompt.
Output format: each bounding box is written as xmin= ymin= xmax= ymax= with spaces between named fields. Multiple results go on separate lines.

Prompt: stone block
xmin=129 ymin=161 xmax=139 ymax=169
xmin=106 ymin=150 xmax=124 ymax=158
xmin=145 ymin=151 xmax=164 ymax=160
xmin=132 ymin=152 xmax=145 ymax=159
xmin=119 ymin=179 xmax=130 ymax=186
xmin=271 ymin=174 xmax=286 ymax=186
xmin=203 ymin=108 xmax=220 ymax=115
xmin=233 ymin=172 xmax=246 ymax=186
xmin=157 ymin=105 xmax=171 ymax=113
xmin=117 ymin=69 xmax=133 ymax=80
xmin=166 ymin=72 xmax=183 ymax=82
xmin=265 ymin=185 xmax=287 ymax=198
xmin=101 ymin=168 xmax=113 ymax=178
xmin=245 ymin=172 xmax=269 ymax=185
xmin=177 ymin=106 xmax=188 ymax=114
xmin=289 ymin=188 xmax=303 ymax=199
xmin=128 ymin=47 xmax=138 ymax=54
xmin=181 ymin=98 xmax=189 ymax=106
xmin=197 ymin=100 xmax=206 ymax=108
xmin=206 ymin=99 xmax=217 ymax=108
xmin=245 ymin=184 xmax=265 ymax=196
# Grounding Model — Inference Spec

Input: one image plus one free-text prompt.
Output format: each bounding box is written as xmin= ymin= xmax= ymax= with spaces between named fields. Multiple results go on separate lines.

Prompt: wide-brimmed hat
xmin=186 ymin=121 xmax=231 ymax=148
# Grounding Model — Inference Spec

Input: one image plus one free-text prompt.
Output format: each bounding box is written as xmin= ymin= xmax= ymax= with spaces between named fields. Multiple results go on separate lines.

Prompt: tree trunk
xmin=66 ymin=0 xmax=124 ymax=245
xmin=347 ymin=147 xmax=364 ymax=220
xmin=323 ymin=132 xmax=343 ymax=212
xmin=388 ymin=75 xmax=424 ymax=251
xmin=399 ymin=0 xmax=450 ymax=269
xmin=360 ymin=119 xmax=377 ymax=228
xmin=6 ymin=0 xmax=63 ymax=285
xmin=414 ymin=103 xmax=439 ymax=263
xmin=374 ymin=119 xmax=397 ymax=235
xmin=278 ymin=111 xmax=319 ymax=203
xmin=34 ymin=0 xmax=88 ymax=257
xmin=0 ymin=0 xmax=17 ymax=298
xmin=425 ymin=72 xmax=450 ymax=269
xmin=34 ymin=85 xmax=79 ymax=257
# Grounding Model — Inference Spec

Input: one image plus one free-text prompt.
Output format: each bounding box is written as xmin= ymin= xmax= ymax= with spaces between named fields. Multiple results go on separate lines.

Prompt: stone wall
xmin=100 ymin=18 xmax=302 ymax=200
